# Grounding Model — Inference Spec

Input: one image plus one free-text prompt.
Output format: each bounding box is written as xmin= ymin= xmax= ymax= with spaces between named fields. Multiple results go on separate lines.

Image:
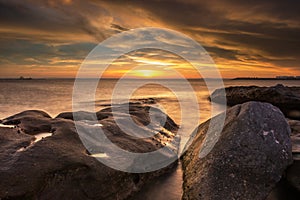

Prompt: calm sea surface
xmin=0 ymin=79 xmax=299 ymax=199
xmin=1 ymin=79 xmax=300 ymax=120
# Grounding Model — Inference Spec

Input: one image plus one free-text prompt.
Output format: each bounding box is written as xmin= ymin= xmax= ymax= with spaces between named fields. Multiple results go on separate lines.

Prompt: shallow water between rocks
xmin=130 ymin=162 xmax=183 ymax=200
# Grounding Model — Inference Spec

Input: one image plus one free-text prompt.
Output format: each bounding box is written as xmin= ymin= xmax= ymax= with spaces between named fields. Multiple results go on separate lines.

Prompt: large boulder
xmin=182 ymin=101 xmax=293 ymax=200
xmin=210 ymin=84 xmax=300 ymax=119
xmin=0 ymin=104 xmax=179 ymax=199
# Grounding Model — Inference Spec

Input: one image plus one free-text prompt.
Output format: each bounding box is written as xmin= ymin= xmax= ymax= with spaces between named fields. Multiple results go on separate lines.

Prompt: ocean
xmin=0 ymin=79 xmax=299 ymax=199
xmin=1 ymin=79 xmax=300 ymax=120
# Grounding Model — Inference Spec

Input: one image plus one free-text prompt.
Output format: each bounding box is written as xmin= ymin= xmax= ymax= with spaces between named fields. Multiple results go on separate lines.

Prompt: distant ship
xmin=19 ymin=76 xmax=32 ymax=80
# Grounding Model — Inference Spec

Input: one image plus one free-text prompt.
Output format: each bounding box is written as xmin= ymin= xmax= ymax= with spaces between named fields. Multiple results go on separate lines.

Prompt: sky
xmin=0 ymin=0 xmax=299 ymax=78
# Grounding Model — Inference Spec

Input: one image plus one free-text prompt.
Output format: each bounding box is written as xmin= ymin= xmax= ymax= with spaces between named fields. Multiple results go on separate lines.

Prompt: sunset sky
xmin=0 ymin=0 xmax=299 ymax=78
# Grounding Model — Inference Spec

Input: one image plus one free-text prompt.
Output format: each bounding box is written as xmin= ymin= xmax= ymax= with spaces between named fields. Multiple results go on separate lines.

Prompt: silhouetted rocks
xmin=0 ymin=104 xmax=179 ymax=199
xmin=182 ymin=102 xmax=293 ymax=200
xmin=210 ymin=84 xmax=300 ymax=119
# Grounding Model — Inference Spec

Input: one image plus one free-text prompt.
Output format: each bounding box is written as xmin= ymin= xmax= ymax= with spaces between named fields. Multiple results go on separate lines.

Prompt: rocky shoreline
xmin=1 ymin=89 xmax=300 ymax=199
xmin=0 ymin=103 xmax=179 ymax=199
xmin=210 ymin=84 xmax=300 ymax=119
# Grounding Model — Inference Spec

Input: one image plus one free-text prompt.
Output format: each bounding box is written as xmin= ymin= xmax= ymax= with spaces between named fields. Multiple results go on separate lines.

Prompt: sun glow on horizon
xmin=132 ymin=69 xmax=162 ymax=78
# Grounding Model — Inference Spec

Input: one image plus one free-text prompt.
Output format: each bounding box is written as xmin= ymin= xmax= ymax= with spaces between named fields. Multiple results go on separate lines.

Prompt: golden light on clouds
xmin=133 ymin=57 xmax=173 ymax=66
xmin=0 ymin=0 xmax=299 ymax=78
xmin=101 ymin=49 xmax=202 ymax=79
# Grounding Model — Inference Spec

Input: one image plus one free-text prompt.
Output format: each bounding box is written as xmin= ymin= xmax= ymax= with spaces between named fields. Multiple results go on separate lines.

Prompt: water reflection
xmin=130 ymin=161 xmax=183 ymax=200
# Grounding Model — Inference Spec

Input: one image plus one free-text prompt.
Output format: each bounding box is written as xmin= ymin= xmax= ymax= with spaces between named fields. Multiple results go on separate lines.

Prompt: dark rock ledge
xmin=0 ymin=104 xmax=179 ymax=200
xmin=210 ymin=84 xmax=300 ymax=119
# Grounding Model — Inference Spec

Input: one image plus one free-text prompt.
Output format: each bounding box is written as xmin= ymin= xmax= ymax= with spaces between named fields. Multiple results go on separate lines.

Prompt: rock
xmin=210 ymin=84 xmax=300 ymax=119
xmin=4 ymin=110 xmax=51 ymax=120
xmin=288 ymin=119 xmax=300 ymax=153
xmin=286 ymin=119 xmax=300 ymax=191
xmin=56 ymin=111 xmax=97 ymax=121
xmin=138 ymin=98 xmax=157 ymax=104
xmin=288 ymin=119 xmax=300 ymax=136
xmin=182 ymin=101 xmax=293 ymax=200
xmin=2 ymin=110 xmax=52 ymax=134
xmin=0 ymin=104 xmax=179 ymax=199
xmin=56 ymin=110 xmax=112 ymax=121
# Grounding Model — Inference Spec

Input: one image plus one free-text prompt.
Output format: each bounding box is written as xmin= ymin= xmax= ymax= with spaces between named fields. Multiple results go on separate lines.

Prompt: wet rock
xmin=137 ymin=98 xmax=157 ymax=104
xmin=0 ymin=104 xmax=179 ymax=200
xmin=286 ymin=119 xmax=300 ymax=192
xmin=4 ymin=110 xmax=51 ymax=120
xmin=56 ymin=111 xmax=96 ymax=121
xmin=2 ymin=110 xmax=52 ymax=134
xmin=288 ymin=120 xmax=300 ymax=153
xmin=182 ymin=101 xmax=293 ymax=200
xmin=210 ymin=84 xmax=300 ymax=119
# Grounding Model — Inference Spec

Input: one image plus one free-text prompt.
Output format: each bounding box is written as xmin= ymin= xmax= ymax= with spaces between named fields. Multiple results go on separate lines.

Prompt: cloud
xmin=103 ymin=0 xmax=300 ymax=74
xmin=111 ymin=24 xmax=130 ymax=32
xmin=0 ymin=0 xmax=299 ymax=77
xmin=0 ymin=39 xmax=96 ymax=70
xmin=0 ymin=0 xmax=116 ymax=42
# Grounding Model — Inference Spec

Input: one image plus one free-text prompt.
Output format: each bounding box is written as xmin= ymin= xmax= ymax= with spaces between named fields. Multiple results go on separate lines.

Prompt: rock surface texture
xmin=210 ymin=84 xmax=300 ymax=119
xmin=182 ymin=101 xmax=293 ymax=200
xmin=0 ymin=104 xmax=179 ymax=200
xmin=287 ymin=119 xmax=300 ymax=192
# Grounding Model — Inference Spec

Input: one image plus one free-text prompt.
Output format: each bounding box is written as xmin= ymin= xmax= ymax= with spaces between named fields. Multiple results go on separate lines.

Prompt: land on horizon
xmin=1 ymin=76 xmax=300 ymax=81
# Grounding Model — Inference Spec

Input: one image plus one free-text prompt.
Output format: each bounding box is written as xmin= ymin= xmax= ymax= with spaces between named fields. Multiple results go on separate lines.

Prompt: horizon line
xmin=1 ymin=76 xmax=300 ymax=80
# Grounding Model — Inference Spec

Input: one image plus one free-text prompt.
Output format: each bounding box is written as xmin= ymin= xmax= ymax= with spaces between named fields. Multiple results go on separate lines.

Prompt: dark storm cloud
xmin=0 ymin=0 xmax=114 ymax=41
xmin=0 ymin=0 xmax=110 ymax=75
xmin=0 ymin=0 xmax=81 ymax=35
xmin=0 ymin=39 xmax=96 ymax=65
